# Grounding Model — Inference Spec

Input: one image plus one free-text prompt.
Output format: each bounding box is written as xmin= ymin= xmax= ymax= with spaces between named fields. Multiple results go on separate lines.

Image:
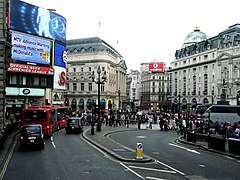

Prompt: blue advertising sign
xmin=11 ymin=31 xmax=52 ymax=65
xmin=54 ymin=43 xmax=67 ymax=68
xmin=9 ymin=0 xmax=66 ymax=44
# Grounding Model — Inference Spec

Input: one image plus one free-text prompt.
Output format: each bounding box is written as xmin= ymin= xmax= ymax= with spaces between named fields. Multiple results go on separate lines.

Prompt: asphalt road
xmin=2 ymin=127 xmax=240 ymax=180
xmin=109 ymin=130 xmax=240 ymax=179
xmin=2 ymin=129 xmax=139 ymax=180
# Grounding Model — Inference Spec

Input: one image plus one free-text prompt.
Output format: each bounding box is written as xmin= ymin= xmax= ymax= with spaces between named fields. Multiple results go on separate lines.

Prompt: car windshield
xmin=68 ymin=119 xmax=79 ymax=124
xmin=23 ymin=126 xmax=41 ymax=135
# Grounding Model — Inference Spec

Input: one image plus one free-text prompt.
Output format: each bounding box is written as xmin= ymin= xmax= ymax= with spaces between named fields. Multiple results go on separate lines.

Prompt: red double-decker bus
xmin=22 ymin=105 xmax=70 ymax=137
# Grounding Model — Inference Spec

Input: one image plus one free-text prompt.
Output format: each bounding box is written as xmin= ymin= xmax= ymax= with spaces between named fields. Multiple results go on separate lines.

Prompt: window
xmin=19 ymin=75 xmax=27 ymax=86
xmin=89 ymin=67 xmax=91 ymax=71
xmin=33 ymin=77 xmax=40 ymax=86
xmin=88 ymin=83 xmax=92 ymax=91
xmin=81 ymin=67 xmax=83 ymax=72
xmin=203 ymin=74 xmax=208 ymax=94
xmin=9 ymin=74 xmax=17 ymax=85
xmin=40 ymin=77 xmax=47 ymax=86
xmin=80 ymin=83 xmax=84 ymax=91
xmin=73 ymin=83 xmax=77 ymax=91
xmin=73 ymin=68 xmax=76 ymax=72
xmin=101 ymin=84 xmax=105 ymax=92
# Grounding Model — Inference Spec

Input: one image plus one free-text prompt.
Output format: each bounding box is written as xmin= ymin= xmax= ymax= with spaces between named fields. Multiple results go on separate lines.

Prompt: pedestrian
xmin=148 ymin=117 xmax=153 ymax=129
xmin=159 ymin=116 xmax=164 ymax=131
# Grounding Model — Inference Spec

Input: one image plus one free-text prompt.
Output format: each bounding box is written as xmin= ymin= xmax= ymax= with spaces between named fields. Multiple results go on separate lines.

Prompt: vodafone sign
xmin=149 ymin=62 xmax=164 ymax=73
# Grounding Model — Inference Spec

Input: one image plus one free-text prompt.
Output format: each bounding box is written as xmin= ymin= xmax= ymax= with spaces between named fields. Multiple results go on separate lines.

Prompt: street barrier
xmin=136 ymin=143 xmax=143 ymax=159
xmin=228 ymin=138 xmax=240 ymax=155
xmin=208 ymin=135 xmax=225 ymax=152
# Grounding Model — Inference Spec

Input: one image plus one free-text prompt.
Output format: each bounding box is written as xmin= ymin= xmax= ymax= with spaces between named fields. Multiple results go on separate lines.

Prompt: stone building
xmin=66 ymin=37 xmax=127 ymax=112
xmin=139 ymin=62 xmax=171 ymax=111
xmin=169 ymin=25 xmax=240 ymax=112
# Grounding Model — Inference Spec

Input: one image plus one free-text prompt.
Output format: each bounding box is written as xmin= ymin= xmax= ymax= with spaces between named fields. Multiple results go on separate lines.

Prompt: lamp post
xmin=91 ymin=97 xmax=94 ymax=135
xmin=237 ymin=91 xmax=240 ymax=105
xmin=91 ymin=66 xmax=107 ymax=132
xmin=178 ymin=93 xmax=181 ymax=120
xmin=118 ymin=89 xmax=121 ymax=111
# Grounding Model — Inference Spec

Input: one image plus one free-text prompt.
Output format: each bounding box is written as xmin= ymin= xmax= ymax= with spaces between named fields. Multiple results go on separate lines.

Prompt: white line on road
xmin=168 ymin=143 xmax=200 ymax=154
xmin=156 ymin=160 xmax=185 ymax=176
xmin=146 ymin=177 xmax=166 ymax=180
xmin=120 ymin=163 xmax=145 ymax=179
xmin=129 ymin=165 xmax=176 ymax=174
xmin=51 ymin=136 xmax=56 ymax=148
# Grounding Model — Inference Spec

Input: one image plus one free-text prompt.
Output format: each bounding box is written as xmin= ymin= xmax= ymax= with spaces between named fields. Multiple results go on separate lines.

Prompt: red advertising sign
xmin=149 ymin=62 xmax=164 ymax=73
xmin=7 ymin=63 xmax=54 ymax=75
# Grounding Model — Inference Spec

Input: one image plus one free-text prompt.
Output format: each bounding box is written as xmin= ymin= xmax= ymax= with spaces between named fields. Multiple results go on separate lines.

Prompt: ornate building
xmin=169 ymin=24 xmax=240 ymax=112
xmin=66 ymin=37 xmax=127 ymax=112
xmin=139 ymin=62 xmax=171 ymax=111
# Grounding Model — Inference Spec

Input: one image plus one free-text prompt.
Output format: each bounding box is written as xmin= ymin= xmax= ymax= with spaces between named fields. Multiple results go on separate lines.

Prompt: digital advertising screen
xmin=54 ymin=66 xmax=66 ymax=90
xmin=9 ymin=0 xmax=66 ymax=43
xmin=54 ymin=43 xmax=67 ymax=68
xmin=11 ymin=31 xmax=52 ymax=65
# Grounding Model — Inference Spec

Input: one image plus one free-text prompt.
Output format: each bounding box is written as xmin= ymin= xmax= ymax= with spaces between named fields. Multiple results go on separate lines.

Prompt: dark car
xmin=65 ymin=117 xmax=83 ymax=134
xmin=20 ymin=124 xmax=45 ymax=151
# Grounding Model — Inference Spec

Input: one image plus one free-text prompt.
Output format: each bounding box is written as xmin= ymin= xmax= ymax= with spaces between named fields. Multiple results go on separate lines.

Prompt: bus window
xmin=23 ymin=110 xmax=46 ymax=121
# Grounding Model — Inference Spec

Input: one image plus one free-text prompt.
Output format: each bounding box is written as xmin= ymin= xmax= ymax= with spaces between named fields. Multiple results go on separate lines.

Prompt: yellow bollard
xmin=136 ymin=143 xmax=143 ymax=159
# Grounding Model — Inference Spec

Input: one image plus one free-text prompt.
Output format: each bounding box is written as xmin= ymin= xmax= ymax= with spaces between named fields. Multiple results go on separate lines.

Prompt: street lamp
xmin=237 ymin=91 xmax=240 ymax=105
xmin=91 ymin=66 xmax=107 ymax=132
xmin=91 ymin=97 xmax=94 ymax=135
xmin=118 ymin=89 xmax=121 ymax=111
xmin=178 ymin=93 xmax=181 ymax=120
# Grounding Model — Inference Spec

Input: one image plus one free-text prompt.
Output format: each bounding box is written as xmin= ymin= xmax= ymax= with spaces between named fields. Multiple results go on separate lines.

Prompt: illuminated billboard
xmin=9 ymin=0 xmax=66 ymax=43
xmin=149 ymin=62 xmax=165 ymax=73
xmin=11 ymin=31 xmax=52 ymax=66
xmin=53 ymin=43 xmax=67 ymax=90
xmin=8 ymin=63 xmax=54 ymax=75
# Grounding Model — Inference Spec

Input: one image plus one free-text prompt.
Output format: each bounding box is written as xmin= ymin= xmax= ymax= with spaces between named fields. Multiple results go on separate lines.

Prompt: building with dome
xmin=182 ymin=27 xmax=208 ymax=48
xmin=66 ymin=37 xmax=127 ymax=112
xmin=169 ymin=24 xmax=240 ymax=113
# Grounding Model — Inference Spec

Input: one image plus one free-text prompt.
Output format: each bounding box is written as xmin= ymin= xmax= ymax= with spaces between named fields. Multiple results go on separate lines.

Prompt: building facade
xmin=4 ymin=1 xmax=67 ymax=124
xmin=66 ymin=37 xmax=127 ymax=112
xmin=170 ymin=25 xmax=240 ymax=113
xmin=139 ymin=62 xmax=171 ymax=111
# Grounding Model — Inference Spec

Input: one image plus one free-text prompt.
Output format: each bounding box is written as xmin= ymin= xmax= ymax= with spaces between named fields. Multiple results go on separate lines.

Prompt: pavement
xmin=0 ymin=123 xmax=240 ymax=172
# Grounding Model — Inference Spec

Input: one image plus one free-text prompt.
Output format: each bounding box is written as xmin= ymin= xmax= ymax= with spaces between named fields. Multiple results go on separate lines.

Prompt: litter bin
xmin=228 ymin=138 xmax=240 ymax=155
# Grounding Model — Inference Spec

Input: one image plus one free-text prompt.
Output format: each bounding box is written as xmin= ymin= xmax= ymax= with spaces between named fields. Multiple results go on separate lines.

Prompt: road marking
xmin=120 ymin=163 xmax=145 ymax=179
xmin=156 ymin=160 xmax=185 ymax=176
xmin=136 ymin=136 xmax=147 ymax=139
xmin=146 ymin=177 xmax=166 ymax=180
xmin=224 ymin=156 xmax=234 ymax=160
xmin=168 ymin=143 xmax=200 ymax=154
xmin=199 ymin=164 xmax=206 ymax=168
xmin=51 ymin=135 xmax=56 ymax=148
xmin=129 ymin=165 xmax=176 ymax=174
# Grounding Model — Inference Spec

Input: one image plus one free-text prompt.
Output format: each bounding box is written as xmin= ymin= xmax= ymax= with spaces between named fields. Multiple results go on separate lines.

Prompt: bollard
xmin=136 ymin=143 xmax=143 ymax=159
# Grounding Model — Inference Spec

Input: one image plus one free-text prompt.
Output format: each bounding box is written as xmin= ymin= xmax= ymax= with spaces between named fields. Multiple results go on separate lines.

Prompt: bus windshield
xmin=24 ymin=110 xmax=47 ymax=121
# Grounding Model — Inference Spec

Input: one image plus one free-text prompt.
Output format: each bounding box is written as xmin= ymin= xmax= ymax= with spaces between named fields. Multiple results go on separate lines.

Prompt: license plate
xmin=30 ymin=140 xmax=34 ymax=143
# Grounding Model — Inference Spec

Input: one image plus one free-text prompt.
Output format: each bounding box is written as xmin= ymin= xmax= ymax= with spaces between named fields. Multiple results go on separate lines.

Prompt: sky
xmin=23 ymin=0 xmax=240 ymax=72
